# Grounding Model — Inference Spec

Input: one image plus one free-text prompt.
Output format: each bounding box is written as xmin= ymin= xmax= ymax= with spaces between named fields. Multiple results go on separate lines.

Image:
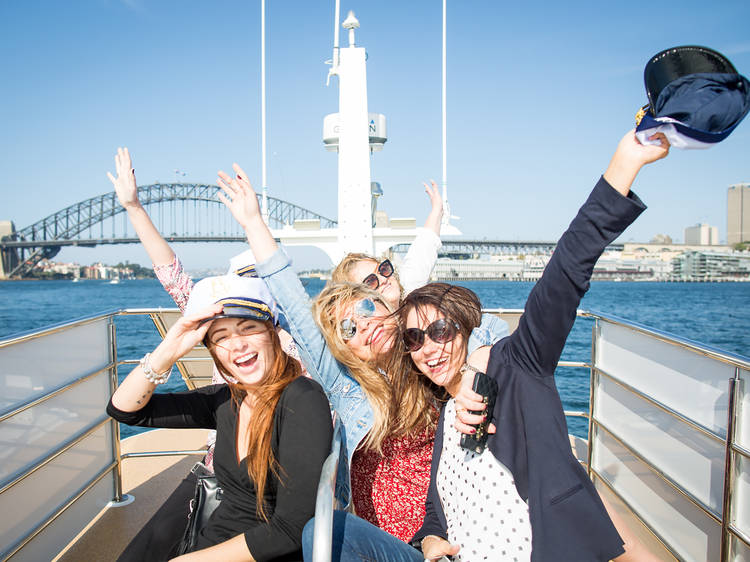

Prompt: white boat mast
xmin=442 ymin=0 xmax=449 ymax=225
xmin=261 ymin=0 xmax=269 ymax=222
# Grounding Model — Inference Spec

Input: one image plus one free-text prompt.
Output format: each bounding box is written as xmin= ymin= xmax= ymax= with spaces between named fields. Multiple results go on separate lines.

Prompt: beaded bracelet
xmin=460 ymin=362 xmax=484 ymax=376
xmin=140 ymin=352 xmax=172 ymax=385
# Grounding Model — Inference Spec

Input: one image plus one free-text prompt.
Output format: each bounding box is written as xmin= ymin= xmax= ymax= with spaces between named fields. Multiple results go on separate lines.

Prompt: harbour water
xmin=1 ymin=278 xmax=748 ymax=438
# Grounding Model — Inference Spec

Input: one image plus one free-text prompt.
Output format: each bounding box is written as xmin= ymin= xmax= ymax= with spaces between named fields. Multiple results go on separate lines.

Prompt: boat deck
xmin=55 ymin=429 xmax=209 ymax=562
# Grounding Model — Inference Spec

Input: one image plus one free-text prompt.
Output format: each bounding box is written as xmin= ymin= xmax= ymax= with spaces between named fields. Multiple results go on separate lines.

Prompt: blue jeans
xmin=302 ymin=511 xmax=424 ymax=562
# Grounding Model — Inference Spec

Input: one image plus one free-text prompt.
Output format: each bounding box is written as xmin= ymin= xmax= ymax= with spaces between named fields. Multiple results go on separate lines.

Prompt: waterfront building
xmin=430 ymin=255 xmax=526 ymax=281
xmin=592 ymin=252 xmax=672 ymax=281
xmin=650 ymin=233 xmax=673 ymax=244
xmin=684 ymin=223 xmax=719 ymax=245
xmin=727 ymin=183 xmax=750 ymax=245
xmin=672 ymin=250 xmax=750 ymax=281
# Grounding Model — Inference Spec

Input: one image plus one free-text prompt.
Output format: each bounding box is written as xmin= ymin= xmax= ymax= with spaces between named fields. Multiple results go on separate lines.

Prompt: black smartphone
xmin=459 ymin=371 xmax=498 ymax=454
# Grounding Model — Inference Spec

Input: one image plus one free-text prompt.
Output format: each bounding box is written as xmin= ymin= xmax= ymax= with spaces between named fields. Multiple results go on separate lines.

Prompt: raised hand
xmin=107 ymin=147 xmax=140 ymax=209
xmin=604 ymin=129 xmax=670 ymax=196
xmin=149 ymin=303 xmax=223 ymax=373
xmin=217 ymin=163 xmax=261 ymax=229
xmin=423 ymin=179 xmax=444 ymax=235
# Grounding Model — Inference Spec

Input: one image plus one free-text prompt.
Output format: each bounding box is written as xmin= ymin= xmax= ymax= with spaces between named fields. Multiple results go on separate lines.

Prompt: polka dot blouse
xmin=436 ymin=399 xmax=532 ymax=561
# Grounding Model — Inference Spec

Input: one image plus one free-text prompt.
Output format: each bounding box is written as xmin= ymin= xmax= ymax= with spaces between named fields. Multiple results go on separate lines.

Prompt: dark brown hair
xmin=393 ymin=283 xmax=482 ymax=394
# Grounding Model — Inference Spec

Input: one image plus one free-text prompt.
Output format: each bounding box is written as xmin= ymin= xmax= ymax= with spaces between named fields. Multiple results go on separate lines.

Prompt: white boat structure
xmin=1 ymin=6 xmax=749 ymax=562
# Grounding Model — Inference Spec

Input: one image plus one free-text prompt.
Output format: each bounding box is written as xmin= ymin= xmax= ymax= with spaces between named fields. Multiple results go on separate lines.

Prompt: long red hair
xmin=208 ymin=320 xmax=300 ymax=520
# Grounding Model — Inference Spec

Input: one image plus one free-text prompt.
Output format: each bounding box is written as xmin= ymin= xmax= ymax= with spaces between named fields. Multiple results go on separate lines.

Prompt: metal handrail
xmin=0 ymin=417 xmax=111 ymax=495
xmin=593 ymin=419 xmax=721 ymax=523
xmin=311 ymin=418 xmax=343 ymax=562
xmin=0 ymin=364 xmax=113 ymax=423
xmin=581 ymin=309 xmax=750 ymax=370
xmin=594 ymin=366 xmax=725 ymax=443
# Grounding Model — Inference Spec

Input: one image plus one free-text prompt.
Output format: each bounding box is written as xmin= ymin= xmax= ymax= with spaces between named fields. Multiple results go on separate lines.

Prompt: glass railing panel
xmin=592 ymin=425 xmax=721 ymax=562
xmin=0 ymin=318 xmax=111 ymax=412
xmin=0 ymin=423 xmax=114 ymax=559
xmin=735 ymin=453 xmax=750 ymax=546
xmin=10 ymin=475 xmax=114 ymax=562
xmin=737 ymin=368 xmax=750 ymax=451
xmin=0 ymin=370 xmax=112 ymax=484
xmin=595 ymin=321 xmax=733 ymax=437
xmin=593 ymin=477 xmax=678 ymax=561
xmin=594 ymin=375 xmax=725 ymax=514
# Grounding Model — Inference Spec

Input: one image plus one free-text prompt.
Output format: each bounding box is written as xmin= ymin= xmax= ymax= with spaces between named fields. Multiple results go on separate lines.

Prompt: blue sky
xmin=1 ymin=0 xmax=749 ymax=271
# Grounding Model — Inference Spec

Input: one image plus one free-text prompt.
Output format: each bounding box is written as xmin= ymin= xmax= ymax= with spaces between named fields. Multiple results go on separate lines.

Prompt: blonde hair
xmin=208 ymin=320 xmax=301 ymax=520
xmin=331 ymin=253 xmax=403 ymax=300
xmin=312 ymin=282 xmax=438 ymax=451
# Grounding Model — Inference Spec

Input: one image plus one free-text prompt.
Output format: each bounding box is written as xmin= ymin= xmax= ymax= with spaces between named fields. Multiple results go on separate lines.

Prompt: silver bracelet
xmin=140 ymin=353 xmax=172 ymax=385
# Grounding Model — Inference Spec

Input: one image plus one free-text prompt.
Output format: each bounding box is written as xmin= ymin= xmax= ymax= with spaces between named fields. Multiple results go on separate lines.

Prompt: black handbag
xmin=176 ymin=462 xmax=224 ymax=555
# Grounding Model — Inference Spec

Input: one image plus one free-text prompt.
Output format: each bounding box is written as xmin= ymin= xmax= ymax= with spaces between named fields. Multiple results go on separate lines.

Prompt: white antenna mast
xmin=327 ymin=0 xmax=341 ymax=83
xmin=261 ymin=0 xmax=269 ymax=222
xmin=441 ymin=0 xmax=451 ymax=225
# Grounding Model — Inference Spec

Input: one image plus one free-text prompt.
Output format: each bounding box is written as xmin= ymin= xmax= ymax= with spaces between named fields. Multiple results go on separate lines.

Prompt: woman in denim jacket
xmin=216 ymin=164 xmax=509 ymax=542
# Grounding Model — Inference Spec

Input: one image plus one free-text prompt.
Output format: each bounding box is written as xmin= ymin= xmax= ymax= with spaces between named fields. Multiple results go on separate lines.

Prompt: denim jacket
xmin=255 ymin=248 xmax=509 ymax=505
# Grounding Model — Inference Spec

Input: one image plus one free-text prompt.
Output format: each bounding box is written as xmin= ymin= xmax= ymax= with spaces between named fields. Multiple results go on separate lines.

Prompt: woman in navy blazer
xmin=403 ymin=129 xmax=670 ymax=562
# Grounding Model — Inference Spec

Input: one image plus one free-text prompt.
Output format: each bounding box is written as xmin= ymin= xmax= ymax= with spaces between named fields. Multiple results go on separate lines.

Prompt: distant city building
xmin=672 ymin=251 xmax=750 ymax=281
xmin=650 ymin=233 xmax=673 ymax=244
xmin=684 ymin=223 xmax=719 ymax=245
xmin=727 ymin=183 xmax=750 ymax=245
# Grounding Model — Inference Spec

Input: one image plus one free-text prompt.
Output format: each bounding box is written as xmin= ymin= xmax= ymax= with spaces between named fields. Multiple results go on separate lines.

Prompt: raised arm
xmin=108 ymin=148 xmax=195 ymax=309
xmin=422 ymin=179 xmax=444 ymax=236
xmin=107 ymin=147 xmax=175 ymax=267
xmin=502 ymin=130 xmax=669 ymax=377
xmin=217 ymin=164 xmax=277 ymax=262
xmin=109 ymin=303 xmax=220 ymax=414
xmin=216 ymin=165 xmax=356 ymax=408
xmin=398 ymin=180 xmax=444 ymax=294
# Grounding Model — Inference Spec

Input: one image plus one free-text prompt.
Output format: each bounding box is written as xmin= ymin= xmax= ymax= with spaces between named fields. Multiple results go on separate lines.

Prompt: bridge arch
xmin=1 ymin=183 xmax=336 ymax=278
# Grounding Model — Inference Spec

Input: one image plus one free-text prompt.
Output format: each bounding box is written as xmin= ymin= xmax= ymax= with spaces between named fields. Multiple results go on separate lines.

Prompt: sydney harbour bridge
xmin=0 ymin=183 xmax=337 ymax=278
xmin=0 ymin=183 xmax=608 ymax=279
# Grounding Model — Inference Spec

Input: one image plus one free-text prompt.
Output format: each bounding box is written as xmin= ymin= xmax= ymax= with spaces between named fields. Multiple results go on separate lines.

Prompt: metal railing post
xmin=586 ymin=319 xmax=599 ymax=476
xmin=108 ymin=316 xmax=125 ymax=503
xmin=720 ymin=368 xmax=741 ymax=562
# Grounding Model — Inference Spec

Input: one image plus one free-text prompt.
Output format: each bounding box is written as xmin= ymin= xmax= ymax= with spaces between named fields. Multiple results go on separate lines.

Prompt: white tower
xmin=332 ymin=11 xmax=374 ymax=255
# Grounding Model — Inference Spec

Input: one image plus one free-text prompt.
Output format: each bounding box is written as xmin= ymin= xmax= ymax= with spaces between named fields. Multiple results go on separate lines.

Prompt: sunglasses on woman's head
xmin=340 ymin=298 xmax=377 ymax=340
xmin=403 ymin=318 xmax=459 ymax=352
xmin=362 ymin=259 xmax=394 ymax=290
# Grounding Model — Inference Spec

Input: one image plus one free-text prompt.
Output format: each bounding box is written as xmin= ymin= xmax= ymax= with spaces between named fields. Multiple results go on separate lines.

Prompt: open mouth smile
xmin=234 ymin=352 xmax=258 ymax=369
xmin=366 ymin=325 xmax=383 ymax=346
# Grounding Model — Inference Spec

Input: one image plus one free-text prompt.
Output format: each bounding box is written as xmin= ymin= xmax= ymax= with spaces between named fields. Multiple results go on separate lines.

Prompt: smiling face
xmin=338 ymin=297 xmax=396 ymax=362
xmin=405 ymin=304 xmax=465 ymax=396
xmin=347 ymin=259 xmax=401 ymax=309
xmin=206 ymin=317 xmax=275 ymax=387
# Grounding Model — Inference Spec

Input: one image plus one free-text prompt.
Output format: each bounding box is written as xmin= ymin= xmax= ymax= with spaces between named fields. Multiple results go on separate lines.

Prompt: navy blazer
xmin=413 ymin=177 xmax=646 ymax=561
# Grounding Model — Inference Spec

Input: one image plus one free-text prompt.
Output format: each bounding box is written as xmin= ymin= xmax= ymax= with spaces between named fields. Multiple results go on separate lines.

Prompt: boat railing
xmin=0 ymin=308 xmax=748 ymax=561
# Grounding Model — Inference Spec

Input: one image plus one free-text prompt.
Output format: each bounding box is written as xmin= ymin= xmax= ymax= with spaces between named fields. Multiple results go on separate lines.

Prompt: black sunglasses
xmin=362 ymin=259 xmax=394 ymax=290
xmin=403 ymin=318 xmax=460 ymax=352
